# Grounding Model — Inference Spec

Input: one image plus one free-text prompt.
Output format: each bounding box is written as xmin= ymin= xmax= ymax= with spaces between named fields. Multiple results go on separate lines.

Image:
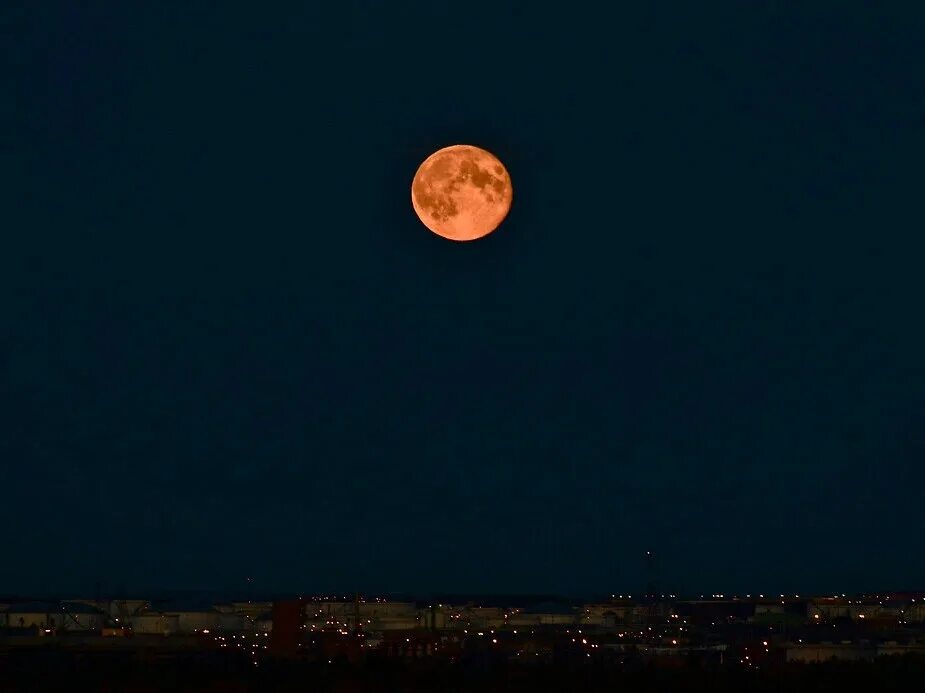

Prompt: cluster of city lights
xmin=210 ymin=632 xmax=270 ymax=667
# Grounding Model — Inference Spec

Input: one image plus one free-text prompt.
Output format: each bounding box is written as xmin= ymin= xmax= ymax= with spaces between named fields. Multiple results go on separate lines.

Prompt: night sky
xmin=3 ymin=3 xmax=924 ymax=597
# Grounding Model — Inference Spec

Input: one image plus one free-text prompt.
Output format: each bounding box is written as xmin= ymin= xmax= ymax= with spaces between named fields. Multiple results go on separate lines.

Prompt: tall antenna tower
xmin=646 ymin=550 xmax=659 ymax=601
xmin=645 ymin=550 xmax=660 ymax=631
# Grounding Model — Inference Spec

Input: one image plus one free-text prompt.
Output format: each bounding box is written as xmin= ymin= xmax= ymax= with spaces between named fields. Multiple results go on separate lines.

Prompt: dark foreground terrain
xmin=3 ymin=651 xmax=925 ymax=692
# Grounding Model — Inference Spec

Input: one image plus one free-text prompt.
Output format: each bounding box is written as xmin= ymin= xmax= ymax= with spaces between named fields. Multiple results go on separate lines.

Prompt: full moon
xmin=411 ymin=144 xmax=513 ymax=242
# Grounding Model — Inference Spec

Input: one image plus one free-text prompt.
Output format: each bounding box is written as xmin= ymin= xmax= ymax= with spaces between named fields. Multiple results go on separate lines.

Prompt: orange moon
xmin=411 ymin=144 xmax=513 ymax=241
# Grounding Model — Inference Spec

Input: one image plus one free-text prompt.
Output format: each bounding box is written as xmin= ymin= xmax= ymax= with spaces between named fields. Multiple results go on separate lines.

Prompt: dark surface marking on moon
xmin=453 ymin=155 xmax=508 ymax=204
xmin=457 ymin=157 xmax=495 ymax=190
xmin=413 ymin=174 xmax=459 ymax=221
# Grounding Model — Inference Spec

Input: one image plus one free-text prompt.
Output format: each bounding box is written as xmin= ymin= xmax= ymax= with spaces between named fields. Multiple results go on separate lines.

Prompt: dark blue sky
xmin=3 ymin=3 xmax=924 ymax=596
